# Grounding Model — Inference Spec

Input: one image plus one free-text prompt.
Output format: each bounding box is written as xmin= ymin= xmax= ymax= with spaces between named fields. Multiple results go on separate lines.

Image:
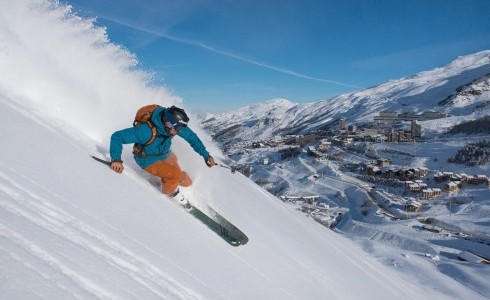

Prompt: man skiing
xmin=109 ymin=105 xmax=215 ymax=199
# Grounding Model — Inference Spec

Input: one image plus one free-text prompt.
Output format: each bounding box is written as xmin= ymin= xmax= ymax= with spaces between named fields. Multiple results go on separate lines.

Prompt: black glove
xmin=111 ymin=159 xmax=124 ymax=173
xmin=205 ymin=156 xmax=215 ymax=167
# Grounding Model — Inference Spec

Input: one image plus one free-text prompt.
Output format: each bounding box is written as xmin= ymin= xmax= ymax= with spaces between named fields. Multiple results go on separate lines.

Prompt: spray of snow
xmin=0 ymin=1 xmax=173 ymax=140
xmin=0 ymin=0 xmax=221 ymax=178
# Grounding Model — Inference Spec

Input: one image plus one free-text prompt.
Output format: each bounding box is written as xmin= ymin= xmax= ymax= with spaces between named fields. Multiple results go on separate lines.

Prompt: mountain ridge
xmin=202 ymin=50 xmax=490 ymax=145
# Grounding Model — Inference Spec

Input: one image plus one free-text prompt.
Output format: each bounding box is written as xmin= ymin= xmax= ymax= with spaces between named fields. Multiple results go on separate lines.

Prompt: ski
xmin=91 ymin=155 xmax=248 ymax=246
xmin=181 ymin=202 xmax=248 ymax=247
xmin=207 ymin=206 xmax=249 ymax=246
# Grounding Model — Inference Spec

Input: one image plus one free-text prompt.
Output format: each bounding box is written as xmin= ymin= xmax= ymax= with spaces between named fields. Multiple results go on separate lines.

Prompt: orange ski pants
xmin=144 ymin=152 xmax=192 ymax=196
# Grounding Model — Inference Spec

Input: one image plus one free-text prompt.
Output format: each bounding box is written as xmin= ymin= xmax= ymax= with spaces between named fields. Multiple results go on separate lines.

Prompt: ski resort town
xmin=222 ymin=111 xmax=490 ymax=233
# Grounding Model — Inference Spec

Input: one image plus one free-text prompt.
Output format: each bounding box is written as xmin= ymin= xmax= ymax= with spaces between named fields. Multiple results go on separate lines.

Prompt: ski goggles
xmin=163 ymin=111 xmax=187 ymax=133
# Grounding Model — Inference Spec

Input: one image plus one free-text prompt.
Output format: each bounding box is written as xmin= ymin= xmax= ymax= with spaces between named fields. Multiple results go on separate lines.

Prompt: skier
xmin=109 ymin=105 xmax=215 ymax=200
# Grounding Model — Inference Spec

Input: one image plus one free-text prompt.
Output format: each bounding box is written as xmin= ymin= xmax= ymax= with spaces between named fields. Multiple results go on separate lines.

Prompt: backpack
xmin=132 ymin=104 xmax=161 ymax=156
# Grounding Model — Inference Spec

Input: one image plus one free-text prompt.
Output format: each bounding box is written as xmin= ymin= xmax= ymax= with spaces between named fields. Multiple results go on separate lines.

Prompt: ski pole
xmin=216 ymin=163 xmax=236 ymax=174
xmin=91 ymin=155 xmax=111 ymax=166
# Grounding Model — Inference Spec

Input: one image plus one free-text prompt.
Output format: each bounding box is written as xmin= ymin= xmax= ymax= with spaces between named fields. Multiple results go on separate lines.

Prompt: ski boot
xmin=171 ymin=189 xmax=191 ymax=209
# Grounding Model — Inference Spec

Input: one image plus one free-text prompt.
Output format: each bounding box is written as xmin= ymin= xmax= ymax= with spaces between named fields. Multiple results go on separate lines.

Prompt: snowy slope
xmin=1 ymin=96 xmax=439 ymax=300
xmin=202 ymin=51 xmax=490 ymax=143
xmin=0 ymin=1 xmax=487 ymax=299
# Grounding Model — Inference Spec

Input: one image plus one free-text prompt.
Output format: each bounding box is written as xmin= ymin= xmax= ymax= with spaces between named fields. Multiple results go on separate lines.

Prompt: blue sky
xmin=67 ymin=0 xmax=490 ymax=112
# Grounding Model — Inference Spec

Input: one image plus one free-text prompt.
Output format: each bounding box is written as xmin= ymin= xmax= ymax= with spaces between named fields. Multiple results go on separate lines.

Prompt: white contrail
xmin=102 ymin=16 xmax=360 ymax=89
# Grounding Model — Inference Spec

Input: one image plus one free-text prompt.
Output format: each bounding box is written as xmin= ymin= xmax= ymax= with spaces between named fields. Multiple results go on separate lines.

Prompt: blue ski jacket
xmin=110 ymin=106 xmax=210 ymax=169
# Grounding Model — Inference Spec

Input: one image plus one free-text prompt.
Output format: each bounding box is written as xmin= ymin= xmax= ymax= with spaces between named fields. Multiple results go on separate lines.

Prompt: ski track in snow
xmin=0 ymin=165 xmax=205 ymax=300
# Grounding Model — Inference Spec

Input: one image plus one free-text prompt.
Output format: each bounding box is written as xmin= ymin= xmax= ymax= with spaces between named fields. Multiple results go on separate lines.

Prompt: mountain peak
xmin=264 ymin=98 xmax=297 ymax=107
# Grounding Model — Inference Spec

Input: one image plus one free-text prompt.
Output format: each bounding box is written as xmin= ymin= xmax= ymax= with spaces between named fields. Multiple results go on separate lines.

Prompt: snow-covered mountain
xmin=202 ymin=51 xmax=490 ymax=145
xmin=0 ymin=1 xmax=488 ymax=299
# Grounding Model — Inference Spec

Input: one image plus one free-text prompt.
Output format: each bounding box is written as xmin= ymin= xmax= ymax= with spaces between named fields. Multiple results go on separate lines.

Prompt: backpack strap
xmin=133 ymin=120 xmax=166 ymax=157
xmin=143 ymin=120 xmax=158 ymax=145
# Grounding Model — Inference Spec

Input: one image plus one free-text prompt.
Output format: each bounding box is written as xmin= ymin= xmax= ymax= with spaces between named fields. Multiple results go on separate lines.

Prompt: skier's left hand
xmin=205 ymin=156 xmax=215 ymax=168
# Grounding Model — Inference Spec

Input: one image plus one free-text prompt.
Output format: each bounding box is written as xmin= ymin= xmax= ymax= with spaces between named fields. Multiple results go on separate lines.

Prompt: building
xmin=459 ymin=173 xmax=469 ymax=182
xmin=408 ymin=183 xmax=422 ymax=192
xmin=420 ymin=111 xmax=446 ymax=120
xmin=433 ymin=188 xmax=442 ymax=197
xmin=414 ymin=180 xmax=428 ymax=190
xmin=435 ymin=171 xmax=455 ymax=182
xmin=283 ymin=135 xmax=298 ymax=145
xmin=411 ymin=120 xmax=421 ymax=138
xmin=307 ymin=146 xmax=321 ymax=157
xmin=417 ymin=167 xmax=429 ymax=177
xmin=443 ymin=172 xmax=454 ymax=178
xmin=339 ymin=118 xmax=347 ymax=130
xmin=377 ymin=159 xmax=390 ymax=168
xmin=405 ymin=199 xmax=422 ymax=212
xmin=374 ymin=111 xmax=398 ymax=125
xmin=298 ymin=135 xmax=316 ymax=147
xmin=434 ymin=172 xmax=444 ymax=182
xmin=466 ymin=176 xmax=480 ymax=184
xmin=366 ymin=164 xmax=381 ymax=176
xmin=398 ymin=131 xmax=411 ymax=142
xmin=279 ymin=195 xmax=320 ymax=204
xmin=477 ymin=175 xmax=488 ymax=183
xmin=273 ymin=136 xmax=283 ymax=142
xmin=422 ymin=188 xmax=442 ymax=200
xmin=279 ymin=146 xmax=302 ymax=159
xmin=374 ymin=110 xmax=446 ymax=126
xmin=360 ymin=128 xmax=379 ymax=140
xmin=342 ymin=137 xmax=353 ymax=147
xmin=387 ymin=131 xmax=397 ymax=142
xmin=317 ymin=139 xmax=331 ymax=152
xmin=445 ymin=181 xmax=459 ymax=192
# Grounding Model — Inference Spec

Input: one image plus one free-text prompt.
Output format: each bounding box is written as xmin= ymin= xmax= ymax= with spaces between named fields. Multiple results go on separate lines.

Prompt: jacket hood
xmin=150 ymin=106 xmax=169 ymax=136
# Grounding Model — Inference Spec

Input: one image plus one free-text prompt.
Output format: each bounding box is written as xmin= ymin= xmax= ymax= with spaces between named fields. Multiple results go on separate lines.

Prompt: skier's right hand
xmin=205 ymin=156 xmax=215 ymax=168
xmin=111 ymin=160 xmax=124 ymax=173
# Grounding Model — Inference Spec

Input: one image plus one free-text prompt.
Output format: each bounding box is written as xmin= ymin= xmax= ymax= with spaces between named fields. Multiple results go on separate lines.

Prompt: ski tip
xmin=229 ymin=234 xmax=249 ymax=247
xmin=238 ymin=236 xmax=249 ymax=246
